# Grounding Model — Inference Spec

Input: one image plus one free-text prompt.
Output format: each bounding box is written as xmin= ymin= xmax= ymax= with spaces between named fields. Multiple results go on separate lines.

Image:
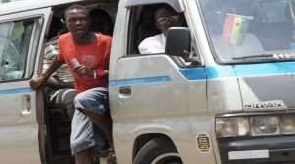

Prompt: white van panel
xmin=0 ymin=7 xmax=51 ymax=163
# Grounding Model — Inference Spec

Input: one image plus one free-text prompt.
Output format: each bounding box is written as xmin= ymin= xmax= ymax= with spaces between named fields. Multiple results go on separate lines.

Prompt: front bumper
xmin=218 ymin=135 xmax=295 ymax=164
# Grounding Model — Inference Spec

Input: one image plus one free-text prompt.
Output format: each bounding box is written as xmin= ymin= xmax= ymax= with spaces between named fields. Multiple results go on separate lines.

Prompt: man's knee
xmin=74 ymin=92 xmax=85 ymax=107
xmin=74 ymin=88 xmax=109 ymax=115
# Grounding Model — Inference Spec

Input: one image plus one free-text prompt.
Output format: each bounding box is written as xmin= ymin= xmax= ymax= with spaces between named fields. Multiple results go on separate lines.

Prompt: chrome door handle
xmin=22 ymin=94 xmax=31 ymax=115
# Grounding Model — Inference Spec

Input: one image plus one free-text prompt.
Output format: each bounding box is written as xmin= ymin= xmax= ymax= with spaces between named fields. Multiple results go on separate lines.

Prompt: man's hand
xmin=103 ymin=70 xmax=109 ymax=75
xmin=74 ymin=66 xmax=109 ymax=79
xmin=74 ymin=65 xmax=94 ymax=78
xmin=29 ymin=75 xmax=47 ymax=90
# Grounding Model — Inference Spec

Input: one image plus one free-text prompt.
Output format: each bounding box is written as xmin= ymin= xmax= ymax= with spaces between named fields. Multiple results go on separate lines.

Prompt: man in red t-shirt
xmin=30 ymin=4 xmax=114 ymax=164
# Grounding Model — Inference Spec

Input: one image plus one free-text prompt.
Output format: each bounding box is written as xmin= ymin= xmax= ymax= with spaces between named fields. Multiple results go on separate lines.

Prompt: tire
xmin=133 ymin=137 xmax=183 ymax=164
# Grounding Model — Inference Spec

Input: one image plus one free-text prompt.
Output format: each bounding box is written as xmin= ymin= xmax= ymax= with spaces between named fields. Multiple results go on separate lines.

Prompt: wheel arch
xmin=132 ymin=133 xmax=177 ymax=161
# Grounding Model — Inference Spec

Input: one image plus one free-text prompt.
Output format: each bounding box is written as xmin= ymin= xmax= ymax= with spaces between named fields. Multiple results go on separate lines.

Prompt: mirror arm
xmin=182 ymin=50 xmax=202 ymax=65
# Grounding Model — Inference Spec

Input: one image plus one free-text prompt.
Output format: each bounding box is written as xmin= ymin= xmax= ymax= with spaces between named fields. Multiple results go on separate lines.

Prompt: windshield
xmin=199 ymin=0 xmax=295 ymax=63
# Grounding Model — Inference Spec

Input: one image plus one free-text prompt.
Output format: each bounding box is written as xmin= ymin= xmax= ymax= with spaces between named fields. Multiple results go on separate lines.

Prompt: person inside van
xmin=43 ymin=16 xmax=73 ymax=87
xmin=44 ymin=8 xmax=114 ymax=115
xmin=30 ymin=5 xmax=115 ymax=164
xmin=138 ymin=4 xmax=184 ymax=54
xmin=42 ymin=16 xmax=76 ymax=118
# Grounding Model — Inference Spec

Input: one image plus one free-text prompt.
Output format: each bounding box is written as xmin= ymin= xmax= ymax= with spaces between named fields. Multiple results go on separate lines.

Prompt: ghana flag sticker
xmin=222 ymin=14 xmax=253 ymax=45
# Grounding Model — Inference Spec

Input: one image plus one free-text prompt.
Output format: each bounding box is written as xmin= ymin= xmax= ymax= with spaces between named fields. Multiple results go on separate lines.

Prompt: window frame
xmin=125 ymin=3 xmax=202 ymax=68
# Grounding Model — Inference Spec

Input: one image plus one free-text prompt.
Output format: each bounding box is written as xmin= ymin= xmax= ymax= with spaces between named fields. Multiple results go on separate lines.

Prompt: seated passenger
xmin=138 ymin=4 xmax=184 ymax=54
xmin=44 ymin=35 xmax=74 ymax=89
xmin=42 ymin=16 xmax=75 ymax=118
xmin=43 ymin=16 xmax=72 ymax=82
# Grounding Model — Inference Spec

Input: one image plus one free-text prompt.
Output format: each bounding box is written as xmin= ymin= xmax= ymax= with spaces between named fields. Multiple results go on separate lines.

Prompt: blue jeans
xmin=70 ymin=87 xmax=109 ymax=154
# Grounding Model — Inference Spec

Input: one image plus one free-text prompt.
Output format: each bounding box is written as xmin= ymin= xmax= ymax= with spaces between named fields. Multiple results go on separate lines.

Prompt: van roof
xmin=0 ymin=0 xmax=101 ymax=16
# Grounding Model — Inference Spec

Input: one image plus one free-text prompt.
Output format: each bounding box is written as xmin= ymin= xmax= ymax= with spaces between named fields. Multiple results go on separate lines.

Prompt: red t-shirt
xmin=58 ymin=33 xmax=111 ymax=93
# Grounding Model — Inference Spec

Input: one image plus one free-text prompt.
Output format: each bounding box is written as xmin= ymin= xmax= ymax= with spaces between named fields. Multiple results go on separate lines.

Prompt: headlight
xmin=281 ymin=115 xmax=295 ymax=134
xmin=250 ymin=116 xmax=280 ymax=136
xmin=216 ymin=117 xmax=249 ymax=138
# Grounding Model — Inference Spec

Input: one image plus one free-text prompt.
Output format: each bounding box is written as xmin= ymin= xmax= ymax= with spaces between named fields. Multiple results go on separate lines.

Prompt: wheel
xmin=133 ymin=137 xmax=183 ymax=164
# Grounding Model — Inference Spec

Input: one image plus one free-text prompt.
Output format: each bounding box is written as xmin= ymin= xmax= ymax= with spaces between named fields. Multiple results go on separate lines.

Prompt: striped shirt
xmin=43 ymin=37 xmax=74 ymax=83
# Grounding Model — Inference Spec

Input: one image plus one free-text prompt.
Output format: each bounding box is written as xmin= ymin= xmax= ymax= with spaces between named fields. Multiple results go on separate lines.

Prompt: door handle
xmin=119 ymin=86 xmax=131 ymax=96
xmin=21 ymin=94 xmax=31 ymax=115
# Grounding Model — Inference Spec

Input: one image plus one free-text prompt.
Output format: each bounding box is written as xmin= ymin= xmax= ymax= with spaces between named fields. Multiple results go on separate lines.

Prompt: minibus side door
xmin=0 ymin=8 xmax=51 ymax=163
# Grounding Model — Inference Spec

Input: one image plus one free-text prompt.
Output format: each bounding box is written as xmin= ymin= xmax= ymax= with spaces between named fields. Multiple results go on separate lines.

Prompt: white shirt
xmin=138 ymin=33 xmax=166 ymax=54
xmin=212 ymin=33 xmax=264 ymax=61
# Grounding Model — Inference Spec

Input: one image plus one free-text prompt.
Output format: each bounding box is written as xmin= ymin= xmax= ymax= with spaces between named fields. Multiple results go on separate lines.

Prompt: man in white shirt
xmin=138 ymin=4 xmax=183 ymax=54
xmin=138 ymin=32 xmax=166 ymax=54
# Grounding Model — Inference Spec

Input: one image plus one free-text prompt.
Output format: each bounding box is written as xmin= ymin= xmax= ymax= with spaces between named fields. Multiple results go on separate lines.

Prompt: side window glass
xmin=127 ymin=4 xmax=187 ymax=55
xmin=0 ymin=19 xmax=34 ymax=81
xmin=128 ymin=5 xmax=159 ymax=54
xmin=127 ymin=4 xmax=196 ymax=67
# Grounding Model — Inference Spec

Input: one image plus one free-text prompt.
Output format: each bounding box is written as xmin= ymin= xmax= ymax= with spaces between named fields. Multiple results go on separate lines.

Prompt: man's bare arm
xmin=30 ymin=57 xmax=63 ymax=89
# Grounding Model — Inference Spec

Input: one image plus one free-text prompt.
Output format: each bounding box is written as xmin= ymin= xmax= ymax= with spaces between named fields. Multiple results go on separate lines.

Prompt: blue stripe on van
xmin=178 ymin=66 xmax=237 ymax=80
xmin=234 ymin=62 xmax=295 ymax=77
xmin=179 ymin=67 xmax=206 ymax=80
xmin=182 ymin=62 xmax=295 ymax=79
xmin=3 ymin=63 xmax=294 ymax=93
xmin=0 ymin=87 xmax=32 ymax=95
xmin=109 ymin=76 xmax=172 ymax=86
xmin=109 ymin=61 xmax=295 ymax=86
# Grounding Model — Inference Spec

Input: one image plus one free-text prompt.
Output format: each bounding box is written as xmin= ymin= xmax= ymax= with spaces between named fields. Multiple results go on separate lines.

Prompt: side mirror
xmin=165 ymin=27 xmax=191 ymax=57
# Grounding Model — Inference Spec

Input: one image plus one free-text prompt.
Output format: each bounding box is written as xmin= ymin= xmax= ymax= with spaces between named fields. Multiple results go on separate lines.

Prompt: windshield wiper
xmin=232 ymin=54 xmax=274 ymax=60
xmin=233 ymin=53 xmax=295 ymax=61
